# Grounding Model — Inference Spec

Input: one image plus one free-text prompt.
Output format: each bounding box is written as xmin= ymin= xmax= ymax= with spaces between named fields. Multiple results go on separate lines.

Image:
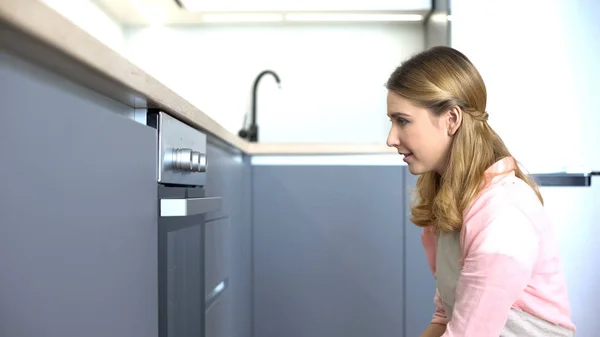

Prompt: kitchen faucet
xmin=238 ymin=70 xmax=281 ymax=142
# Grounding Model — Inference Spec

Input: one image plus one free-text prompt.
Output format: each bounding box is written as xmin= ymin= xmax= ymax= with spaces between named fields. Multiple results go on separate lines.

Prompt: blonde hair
xmin=386 ymin=46 xmax=543 ymax=232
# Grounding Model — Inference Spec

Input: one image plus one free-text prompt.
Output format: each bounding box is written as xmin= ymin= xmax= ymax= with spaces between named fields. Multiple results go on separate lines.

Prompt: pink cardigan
xmin=421 ymin=157 xmax=576 ymax=336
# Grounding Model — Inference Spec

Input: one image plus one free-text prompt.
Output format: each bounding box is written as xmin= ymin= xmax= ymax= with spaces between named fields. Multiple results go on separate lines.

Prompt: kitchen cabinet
xmin=205 ymin=141 xmax=246 ymax=222
xmin=0 ymin=50 xmax=158 ymax=337
xmin=403 ymin=170 xmax=437 ymax=337
xmin=204 ymin=216 xmax=232 ymax=337
xmin=205 ymin=217 xmax=232 ymax=302
xmin=157 ymin=185 xmax=206 ymax=337
xmin=205 ymin=141 xmax=252 ymax=337
xmin=206 ymin=286 xmax=233 ymax=337
xmin=252 ymin=164 xmax=405 ymax=337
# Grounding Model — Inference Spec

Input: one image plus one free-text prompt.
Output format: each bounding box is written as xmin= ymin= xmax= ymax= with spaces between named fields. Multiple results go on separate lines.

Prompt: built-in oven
xmin=146 ymin=110 xmax=222 ymax=337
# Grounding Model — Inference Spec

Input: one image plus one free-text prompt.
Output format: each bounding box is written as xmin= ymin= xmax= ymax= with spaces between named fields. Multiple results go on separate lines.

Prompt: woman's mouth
xmin=400 ymin=152 xmax=413 ymax=162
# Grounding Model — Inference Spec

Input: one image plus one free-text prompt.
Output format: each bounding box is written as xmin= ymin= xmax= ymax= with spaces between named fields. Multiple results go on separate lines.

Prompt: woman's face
xmin=386 ymin=91 xmax=458 ymax=175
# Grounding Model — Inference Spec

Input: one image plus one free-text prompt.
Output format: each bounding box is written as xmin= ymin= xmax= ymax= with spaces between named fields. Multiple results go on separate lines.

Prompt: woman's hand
xmin=420 ymin=323 xmax=446 ymax=337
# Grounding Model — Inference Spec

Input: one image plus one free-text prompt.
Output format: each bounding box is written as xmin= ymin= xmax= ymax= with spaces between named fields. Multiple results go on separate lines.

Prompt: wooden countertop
xmin=0 ymin=0 xmax=396 ymax=155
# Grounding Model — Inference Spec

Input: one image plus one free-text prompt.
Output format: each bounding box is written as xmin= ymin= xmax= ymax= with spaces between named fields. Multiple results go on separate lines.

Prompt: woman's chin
xmin=406 ymin=163 xmax=428 ymax=175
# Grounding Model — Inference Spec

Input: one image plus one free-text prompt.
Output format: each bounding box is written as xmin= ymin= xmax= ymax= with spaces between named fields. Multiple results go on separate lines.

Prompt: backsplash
xmin=122 ymin=23 xmax=425 ymax=143
xmin=451 ymin=0 xmax=600 ymax=170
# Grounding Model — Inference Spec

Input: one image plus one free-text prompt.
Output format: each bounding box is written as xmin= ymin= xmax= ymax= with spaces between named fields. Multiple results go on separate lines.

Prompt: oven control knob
xmin=173 ymin=148 xmax=193 ymax=171
xmin=172 ymin=148 xmax=207 ymax=172
xmin=191 ymin=151 xmax=207 ymax=172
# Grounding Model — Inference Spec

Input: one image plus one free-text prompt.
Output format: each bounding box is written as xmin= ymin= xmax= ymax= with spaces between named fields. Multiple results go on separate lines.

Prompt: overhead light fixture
xmin=201 ymin=13 xmax=284 ymax=23
xmin=284 ymin=13 xmax=423 ymax=22
xmin=198 ymin=12 xmax=423 ymax=23
xmin=176 ymin=0 xmax=424 ymax=23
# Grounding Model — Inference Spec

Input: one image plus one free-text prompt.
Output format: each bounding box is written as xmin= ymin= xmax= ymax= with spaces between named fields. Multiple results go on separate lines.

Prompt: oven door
xmin=158 ymin=185 xmax=222 ymax=337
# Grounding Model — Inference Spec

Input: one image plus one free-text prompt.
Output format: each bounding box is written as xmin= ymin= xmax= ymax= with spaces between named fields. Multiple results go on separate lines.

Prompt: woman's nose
xmin=386 ymin=128 xmax=399 ymax=148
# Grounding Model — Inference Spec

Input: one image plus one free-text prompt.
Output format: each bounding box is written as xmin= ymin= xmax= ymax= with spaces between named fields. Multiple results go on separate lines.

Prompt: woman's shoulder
xmin=461 ymin=174 xmax=549 ymax=249
xmin=466 ymin=174 xmax=544 ymax=226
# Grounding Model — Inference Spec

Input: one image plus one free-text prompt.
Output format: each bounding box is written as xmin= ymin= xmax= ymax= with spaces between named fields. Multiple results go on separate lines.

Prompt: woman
xmin=385 ymin=46 xmax=576 ymax=337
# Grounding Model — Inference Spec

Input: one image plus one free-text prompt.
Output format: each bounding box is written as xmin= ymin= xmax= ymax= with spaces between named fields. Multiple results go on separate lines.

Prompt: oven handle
xmin=160 ymin=197 xmax=222 ymax=217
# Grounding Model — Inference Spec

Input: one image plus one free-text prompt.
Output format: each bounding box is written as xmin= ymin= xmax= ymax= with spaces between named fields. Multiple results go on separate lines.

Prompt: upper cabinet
xmin=92 ymin=0 xmax=432 ymax=25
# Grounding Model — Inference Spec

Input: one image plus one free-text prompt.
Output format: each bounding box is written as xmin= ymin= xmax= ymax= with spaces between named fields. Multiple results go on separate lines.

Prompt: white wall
xmin=41 ymin=0 xmax=124 ymax=53
xmin=123 ymin=23 xmax=425 ymax=143
xmin=452 ymin=1 xmax=600 ymax=335
xmin=451 ymin=0 xmax=600 ymax=171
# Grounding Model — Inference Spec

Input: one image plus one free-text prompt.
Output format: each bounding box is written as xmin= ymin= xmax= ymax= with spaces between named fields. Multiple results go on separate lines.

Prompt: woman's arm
xmin=420 ymin=323 xmax=446 ymax=337
xmin=419 ymin=288 xmax=448 ymax=336
xmin=442 ymin=204 xmax=539 ymax=336
xmin=431 ymin=288 xmax=448 ymax=325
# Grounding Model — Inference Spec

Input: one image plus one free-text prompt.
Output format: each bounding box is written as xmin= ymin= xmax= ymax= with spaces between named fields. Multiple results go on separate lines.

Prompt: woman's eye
xmin=395 ymin=117 xmax=408 ymax=125
xmin=388 ymin=116 xmax=409 ymax=126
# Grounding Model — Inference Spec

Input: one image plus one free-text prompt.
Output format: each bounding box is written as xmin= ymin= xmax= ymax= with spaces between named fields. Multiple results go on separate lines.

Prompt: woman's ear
xmin=447 ymin=106 xmax=463 ymax=136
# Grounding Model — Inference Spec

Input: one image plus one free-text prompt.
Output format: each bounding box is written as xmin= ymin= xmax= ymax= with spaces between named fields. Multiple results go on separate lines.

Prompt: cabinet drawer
xmin=205 ymin=217 xmax=231 ymax=297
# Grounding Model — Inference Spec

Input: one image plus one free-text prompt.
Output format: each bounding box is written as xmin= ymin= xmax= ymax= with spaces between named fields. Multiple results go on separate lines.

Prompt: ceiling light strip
xmin=285 ymin=13 xmax=423 ymax=22
xmin=201 ymin=13 xmax=284 ymax=22
xmin=200 ymin=13 xmax=424 ymax=23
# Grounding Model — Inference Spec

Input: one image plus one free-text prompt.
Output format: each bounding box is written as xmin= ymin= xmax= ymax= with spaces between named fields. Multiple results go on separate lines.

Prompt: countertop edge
xmin=0 ymin=0 xmax=395 ymax=156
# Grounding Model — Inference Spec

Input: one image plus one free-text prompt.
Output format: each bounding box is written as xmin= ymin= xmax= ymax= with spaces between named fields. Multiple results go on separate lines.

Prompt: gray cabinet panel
xmin=205 ymin=217 xmax=231 ymax=298
xmin=403 ymin=169 xmax=437 ymax=337
xmin=206 ymin=289 xmax=232 ymax=337
xmin=0 ymin=50 xmax=158 ymax=337
xmin=252 ymin=165 xmax=404 ymax=337
xmin=205 ymin=141 xmax=244 ymax=222
xmin=205 ymin=140 xmax=253 ymax=337
xmin=166 ymin=223 xmax=203 ymax=337
xmin=235 ymin=155 xmax=253 ymax=337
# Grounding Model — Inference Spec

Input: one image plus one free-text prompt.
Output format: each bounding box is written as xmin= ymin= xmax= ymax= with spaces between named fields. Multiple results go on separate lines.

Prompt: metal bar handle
xmin=533 ymin=172 xmax=593 ymax=187
xmin=160 ymin=197 xmax=222 ymax=217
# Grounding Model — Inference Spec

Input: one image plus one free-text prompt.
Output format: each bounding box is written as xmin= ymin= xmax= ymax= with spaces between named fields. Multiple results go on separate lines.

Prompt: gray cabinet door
xmin=205 ymin=141 xmax=245 ymax=222
xmin=205 ymin=217 xmax=231 ymax=299
xmin=0 ymin=51 xmax=158 ymax=337
xmin=205 ymin=140 xmax=252 ymax=337
xmin=158 ymin=186 xmax=205 ymax=337
xmin=204 ymin=217 xmax=232 ymax=337
xmin=403 ymin=169 xmax=437 ymax=337
xmin=164 ymin=222 xmax=204 ymax=337
xmin=206 ymin=288 xmax=232 ymax=337
xmin=252 ymin=165 xmax=405 ymax=337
